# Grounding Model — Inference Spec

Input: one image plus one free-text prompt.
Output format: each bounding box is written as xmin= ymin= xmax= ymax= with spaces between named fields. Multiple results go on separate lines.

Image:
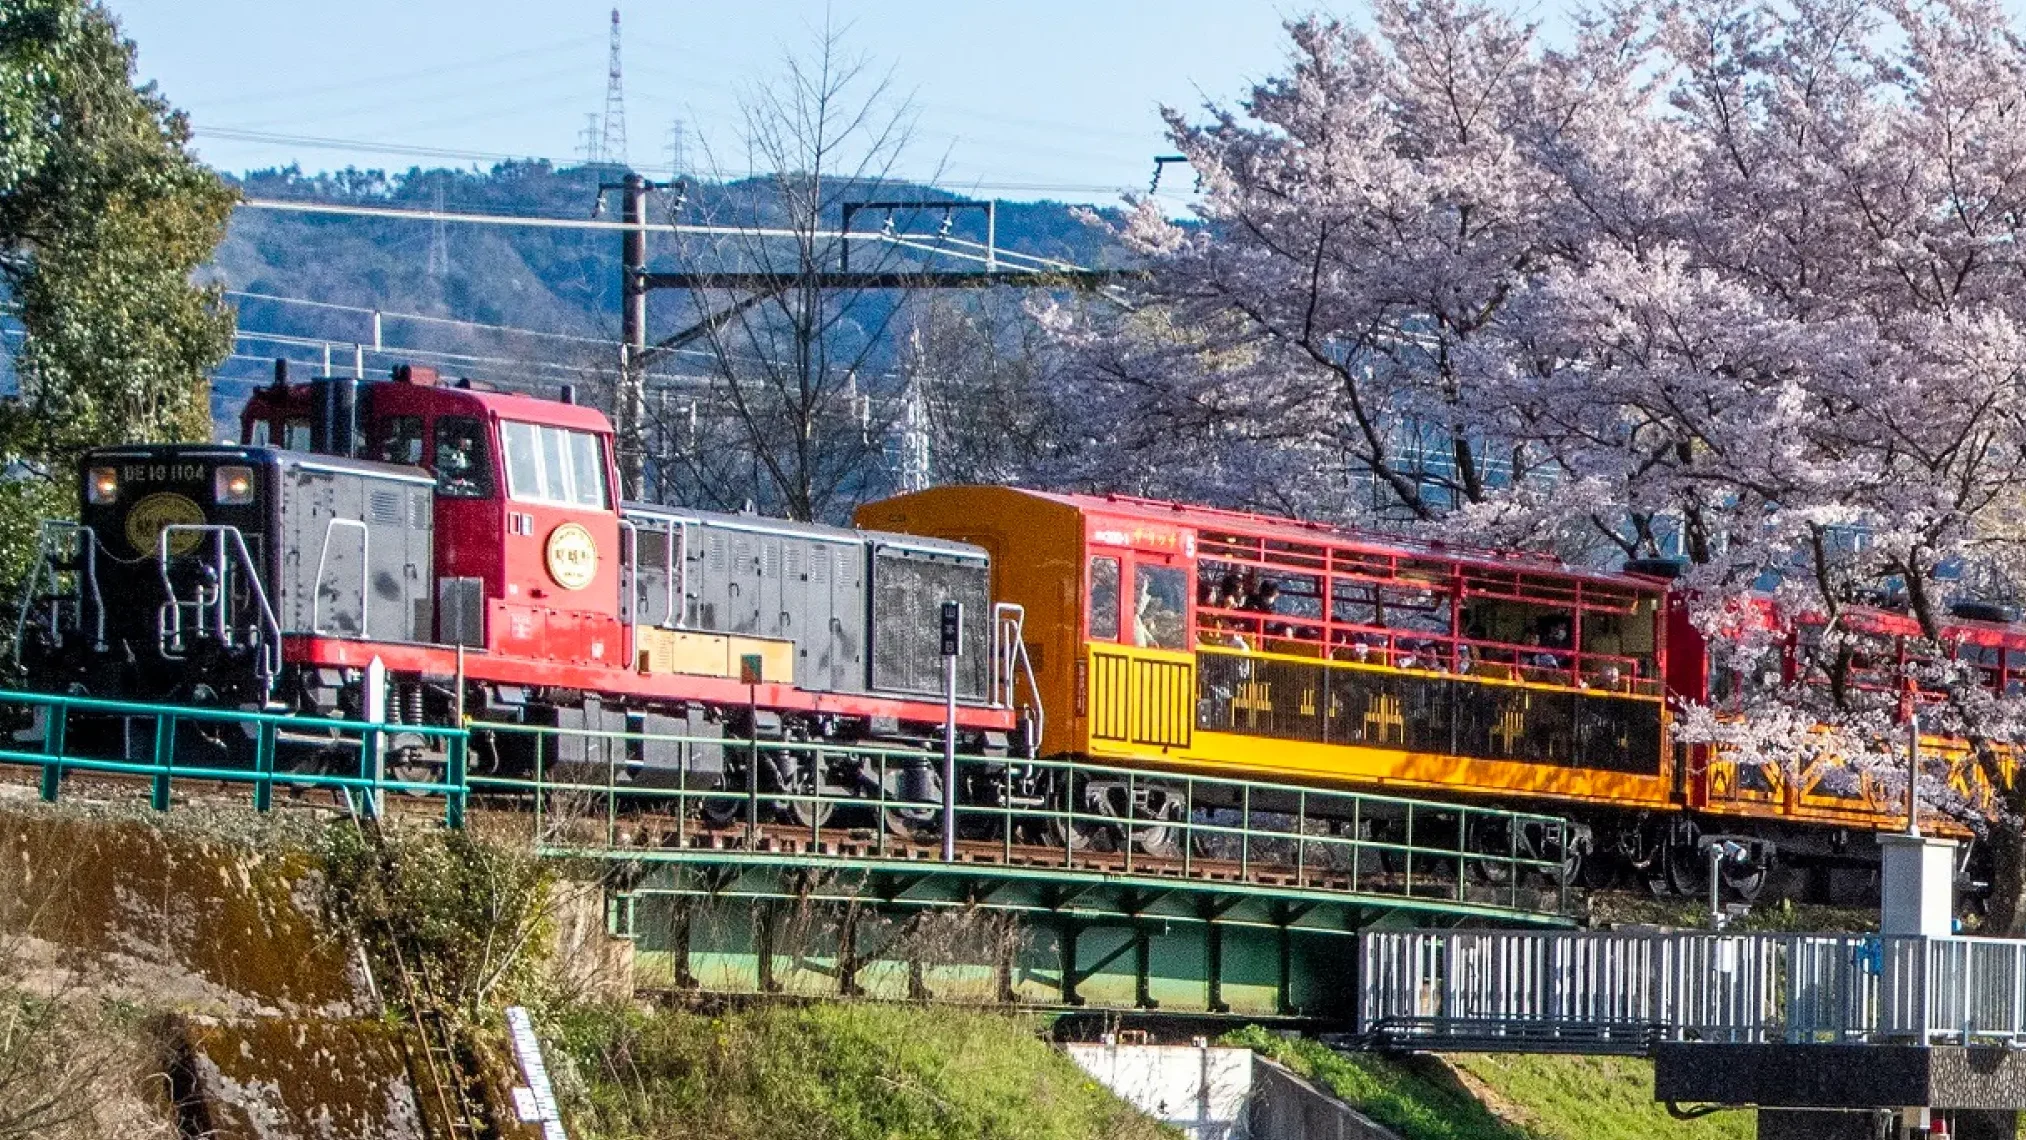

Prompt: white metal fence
xmin=1358 ymin=930 xmax=2026 ymax=1052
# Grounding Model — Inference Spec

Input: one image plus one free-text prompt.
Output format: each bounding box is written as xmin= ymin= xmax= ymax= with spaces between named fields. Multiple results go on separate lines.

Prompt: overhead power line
xmin=227 ymin=290 xmax=622 ymax=348
xmin=232 ymin=199 xmax=1089 ymax=276
xmin=197 ymin=126 xmax=1137 ymax=197
xmin=238 ymin=196 xmax=841 ymax=239
xmin=202 ymin=128 xmax=544 ymax=167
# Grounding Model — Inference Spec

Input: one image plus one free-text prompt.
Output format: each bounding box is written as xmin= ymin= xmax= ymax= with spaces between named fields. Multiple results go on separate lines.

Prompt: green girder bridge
xmin=0 ymin=689 xmax=1580 ymax=1024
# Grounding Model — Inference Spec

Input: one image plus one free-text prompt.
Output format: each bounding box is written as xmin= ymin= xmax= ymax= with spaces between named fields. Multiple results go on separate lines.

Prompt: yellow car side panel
xmin=1082 ymin=642 xmax=1674 ymax=810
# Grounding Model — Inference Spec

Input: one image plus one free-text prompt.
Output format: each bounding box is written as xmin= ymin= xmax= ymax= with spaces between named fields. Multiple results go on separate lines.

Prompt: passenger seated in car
xmin=1243 ymin=581 xmax=1289 ymax=639
xmin=1197 ymin=575 xmax=1250 ymax=651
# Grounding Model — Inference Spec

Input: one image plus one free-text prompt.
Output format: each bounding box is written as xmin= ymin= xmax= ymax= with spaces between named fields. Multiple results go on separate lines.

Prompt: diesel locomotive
xmin=17 ymin=363 xmax=1028 ymax=818
xmin=16 ymin=361 xmax=2017 ymax=897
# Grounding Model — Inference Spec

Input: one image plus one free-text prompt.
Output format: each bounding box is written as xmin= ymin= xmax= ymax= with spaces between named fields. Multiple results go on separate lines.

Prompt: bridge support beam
xmin=1754 ymin=1108 xmax=2016 ymax=1140
xmin=607 ymin=859 xmax=1487 ymax=1020
xmin=1658 ymin=1044 xmax=2026 ymax=1139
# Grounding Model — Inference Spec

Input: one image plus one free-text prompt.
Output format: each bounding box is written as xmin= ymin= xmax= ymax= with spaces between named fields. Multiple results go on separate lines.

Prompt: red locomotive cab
xmin=241 ymin=363 xmax=626 ymax=668
xmin=477 ymin=406 xmax=624 ymax=666
xmin=359 ymin=378 xmax=624 ymax=667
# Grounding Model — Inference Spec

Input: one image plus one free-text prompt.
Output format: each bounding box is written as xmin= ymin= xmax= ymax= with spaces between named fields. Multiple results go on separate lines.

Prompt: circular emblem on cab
xmin=545 ymin=522 xmax=598 ymax=590
xmin=125 ymin=492 xmax=205 ymax=556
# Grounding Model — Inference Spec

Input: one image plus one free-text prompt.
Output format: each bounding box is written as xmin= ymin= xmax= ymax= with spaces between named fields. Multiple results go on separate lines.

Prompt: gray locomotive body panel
xmin=274 ymin=456 xmax=435 ymax=643
xmin=622 ymin=503 xmax=992 ymax=704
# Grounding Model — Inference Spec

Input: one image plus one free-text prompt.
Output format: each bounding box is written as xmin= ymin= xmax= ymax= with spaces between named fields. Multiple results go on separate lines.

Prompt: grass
xmin=553 ymin=1002 xmax=1169 ymax=1140
xmin=1223 ymin=1027 xmax=1753 ymax=1140
xmin=1446 ymin=1054 xmax=1753 ymax=1140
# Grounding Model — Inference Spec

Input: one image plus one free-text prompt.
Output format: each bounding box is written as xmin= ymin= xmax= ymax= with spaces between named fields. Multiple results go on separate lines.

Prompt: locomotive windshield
xmin=500 ymin=420 xmax=607 ymax=508
xmin=432 ymin=417 xmax=492 ymax=497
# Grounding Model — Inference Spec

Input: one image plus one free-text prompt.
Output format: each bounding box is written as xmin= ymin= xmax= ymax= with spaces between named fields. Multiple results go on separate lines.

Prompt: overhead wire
xmin=234 ymin=199 xmax=1116 ymax=277
xmin=202 ymin=127 xmax=1139 ymax=196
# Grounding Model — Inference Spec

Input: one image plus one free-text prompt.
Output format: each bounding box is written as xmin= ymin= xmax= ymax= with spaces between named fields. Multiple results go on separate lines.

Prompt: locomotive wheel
xmin=1662 ymin=841 xmax=1709 ymax=899
xmin=1128 ymin=789 xmax=1187 ymax=860
xmin=388 ymin=754 xmax=440 ymax=796
xmin=696 ymin=790 xmax=743 ymax=828
xmin=882 ymin=806 xmax=939 ymax=844
xmin=1547 ymin=831 xmax=1587 ymax=889
xmin=1466 ymin=818 xmax=1521 ymax=886
xmin=1036 ymin=772 xmax=1099 ymax=852
xmin=1041 ymin=816 xmax=1099 ymax=852
xmin=770 ymin=751 xmax=834 ymax=829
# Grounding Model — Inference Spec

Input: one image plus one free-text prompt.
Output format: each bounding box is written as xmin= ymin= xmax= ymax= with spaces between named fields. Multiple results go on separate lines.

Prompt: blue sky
xmin=106 ymin=0 xmax=1332 ymax=204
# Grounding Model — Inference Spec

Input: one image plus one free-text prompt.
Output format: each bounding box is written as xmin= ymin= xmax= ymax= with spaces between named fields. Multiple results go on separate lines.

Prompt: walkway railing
xmin=0 ymin=688 xmax=1581 ymax=922
xmin=464 ymin=720 xmax=1579 ymax=919
xmin=0 ymin=689 xmax=469 ymax=825
xmin=1360 ymin=930 xmax=2026 ymax=1052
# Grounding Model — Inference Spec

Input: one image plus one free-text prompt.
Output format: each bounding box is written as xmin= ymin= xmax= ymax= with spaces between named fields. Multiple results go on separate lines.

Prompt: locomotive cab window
xmin=1133 ymin=564 xmax=1189 ymax=650
xmin=433 ymin=416 xmax=493 ymax=498
xmin=247 ymin=420 xmax=271 ymax=446
xmin=375 ymin=416 xmax=425 ymax=466
xmin=500 ymin=421 xmax=607 ymax=509
xmin=1088 ymin=555 xmax=1120 ymax=641
xmin=283 ymin=418 xmax=312 ymax=451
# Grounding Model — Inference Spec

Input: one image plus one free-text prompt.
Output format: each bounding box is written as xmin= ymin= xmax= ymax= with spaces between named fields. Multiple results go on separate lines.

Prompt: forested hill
xmin=209 ymin=161 xmax=1125 ymax=418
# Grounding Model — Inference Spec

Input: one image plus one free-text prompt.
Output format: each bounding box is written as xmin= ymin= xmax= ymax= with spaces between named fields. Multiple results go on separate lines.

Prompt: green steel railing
xmin=0 ymin=689 xmax=469 ymax=826
xmin=0 ymin=688 xmax=1580 ymax=918
xmin=469 ymin=720 xmax=1578 ymax=917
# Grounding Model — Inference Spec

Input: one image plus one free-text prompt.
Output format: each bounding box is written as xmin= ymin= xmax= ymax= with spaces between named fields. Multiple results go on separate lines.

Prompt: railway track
xmin=0 ymin=762 xmax=1573 ymax=915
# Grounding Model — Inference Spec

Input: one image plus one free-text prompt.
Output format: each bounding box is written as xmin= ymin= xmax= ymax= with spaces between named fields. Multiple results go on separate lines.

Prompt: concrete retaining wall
xmin=1064 ymin=1042 xmax=1401 ymax=1140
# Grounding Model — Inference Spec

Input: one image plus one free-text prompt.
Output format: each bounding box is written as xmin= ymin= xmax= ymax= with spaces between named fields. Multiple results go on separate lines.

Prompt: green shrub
xmin=318 ymin=824 xmax=556 ymax=1020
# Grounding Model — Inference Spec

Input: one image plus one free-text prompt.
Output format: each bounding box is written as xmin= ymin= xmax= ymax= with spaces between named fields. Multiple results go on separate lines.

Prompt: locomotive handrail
xmin=991 ymin=602 xmax=1044 ymax=736
xmin=156 ymin=524 xmax=285 ymax=692
xmin=308 ymin=518 xmax=371 ymax=638
xmin=619 ymin=515 xmax=690 ymax=634
xmin=618 ymin=516 xmax=641 ymax=650
xmin=13 ymin=521 xmax=105 ymax=663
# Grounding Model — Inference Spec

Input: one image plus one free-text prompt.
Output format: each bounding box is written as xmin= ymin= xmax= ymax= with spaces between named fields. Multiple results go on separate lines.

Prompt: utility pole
xmin=596 ymin=169 xmax=672 ymax=501
xmin=619 ymin=171 xmax=647 ymax=499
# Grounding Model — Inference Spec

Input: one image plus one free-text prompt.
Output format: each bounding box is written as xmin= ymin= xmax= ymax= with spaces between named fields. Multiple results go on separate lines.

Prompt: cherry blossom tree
xmin=1061 ymin=0 xmax=2026 ymax=927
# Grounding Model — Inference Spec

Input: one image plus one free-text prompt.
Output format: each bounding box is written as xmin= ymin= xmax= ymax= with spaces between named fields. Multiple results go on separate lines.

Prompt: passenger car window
xmin=432 ymin=416 xmax=494 ymax=498
xmin=500 ymin=421 xmax=609 ymax=509
xmin=1088 ymin=556 xmax=1120 ymax=641
xmin=1134 ymin=564 xmax=1189 ymax=650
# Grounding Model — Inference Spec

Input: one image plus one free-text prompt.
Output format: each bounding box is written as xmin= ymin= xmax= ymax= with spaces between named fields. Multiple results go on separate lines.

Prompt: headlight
xmin=214 ymin=465 xmax=255 ymax=505
xmin=86 ymin=467 xmax=118 ymax=504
